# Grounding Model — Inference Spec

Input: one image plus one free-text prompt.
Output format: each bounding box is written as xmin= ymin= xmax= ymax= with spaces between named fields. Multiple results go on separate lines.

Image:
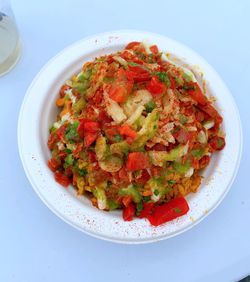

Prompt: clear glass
xmin=0 ymin=0 xmax=21 ymax=76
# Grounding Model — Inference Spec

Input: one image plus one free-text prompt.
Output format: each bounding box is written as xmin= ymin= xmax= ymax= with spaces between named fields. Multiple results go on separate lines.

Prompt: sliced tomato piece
xmin=126 ymin=152 xmax=151 ymax=171
xmin=122 ymin=203 xmax=136 ymax=221
xmin=147 ymin=76 xmax=166 ymax=96
xmin=54 ymin=172 xmax=70 ymax=187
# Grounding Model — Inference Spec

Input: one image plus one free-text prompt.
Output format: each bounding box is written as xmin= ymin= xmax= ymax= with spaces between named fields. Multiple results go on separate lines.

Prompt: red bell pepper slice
xmin=138 ymin=202 xmax=155 ymax=218
xmin=147 ymin=197 xmax=189 ymax=226
xmin=123 ymin=203 xmax=136 ymax=221
xmin=126 ymin=152 xmax=151 ymax=171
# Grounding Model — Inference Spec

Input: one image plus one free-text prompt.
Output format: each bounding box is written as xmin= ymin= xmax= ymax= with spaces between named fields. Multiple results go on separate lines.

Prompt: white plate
xmin=18 ymin=30 xmax=242 ymax=244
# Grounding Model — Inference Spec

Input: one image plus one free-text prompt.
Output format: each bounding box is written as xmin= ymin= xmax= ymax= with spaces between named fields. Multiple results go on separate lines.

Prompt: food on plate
xmin=47 ymin=41 xmax=225 ymax=226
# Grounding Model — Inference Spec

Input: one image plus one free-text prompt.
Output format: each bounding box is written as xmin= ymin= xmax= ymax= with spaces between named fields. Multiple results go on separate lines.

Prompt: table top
xmin=1 ymin=0 xmax=249 ymax=281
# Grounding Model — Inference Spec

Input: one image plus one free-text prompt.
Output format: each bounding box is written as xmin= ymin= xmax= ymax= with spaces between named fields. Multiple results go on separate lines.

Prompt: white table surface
xmin=1 ymin=0 xmax=249 ymax=281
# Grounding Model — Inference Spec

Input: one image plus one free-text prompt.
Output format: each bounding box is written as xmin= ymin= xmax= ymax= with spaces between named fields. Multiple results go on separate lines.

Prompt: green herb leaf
xmin=64 ymin=154 xmax=74 ymax=168
xmin=155 ymin=72 xmax=170 ymax=87
xmin=136 ymin=201 xmax=143 ymax=216
xmin=78 ymin=168 xmax=87 ymax=176
xmin=191 ymin=149 xmax=205 ymax=159
xmin=114 ymin=134 xmax=123 ymax=142
xmin=168 ymin=180 xmax=176 ymax=185
xmin=154 ymin=189 xmax=159 ymax=196
xmin=143 ymin=195 xmax=151 ymax=202
xmin=65 ymin=122 xmax=79 ymax=142
xmin=64 ymin=148 xmax=72 ymax=154
xmin=128 ymin=61 xmax=139 ymax=66
xmin=174 ymin=207 xmax=182 ymax=213
xmin=145 ymin=101 xmax=155 ymax=113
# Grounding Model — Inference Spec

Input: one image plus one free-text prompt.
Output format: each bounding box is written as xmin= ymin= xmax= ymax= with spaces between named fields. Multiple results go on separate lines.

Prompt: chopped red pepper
xmin=187 ymin=83 xmax=207 ymax=105
xmin=123 ymin=203 xmax=136 ymax=221
xmin=126 ymin=152 xmax=151 ymax=171
xmin=150 ymin=45 xmax=159 ymax=54
xmin=147 ymin=76 xmax=166 ymax=96
xmin=209 ymin=136 xmax=225 ymax=151
xmin=138 ymin=202 xmax=155 ymax=218
xmin=125 ymin=41 xmax=140 ymax=50
xmin=59 ymin=85 xmax=71 ymax=97
xmin=147 ymin=197 xmax=189 ymax=226
xmin=48 ymin=158 xmax=60 ymax=172
xmin=54 ymin=172 xmax=70 ymax=187
xmin=83 ymin=121 xmax=100 ymax=133
xmin=119 ymin=124 xmax=137 ymax=139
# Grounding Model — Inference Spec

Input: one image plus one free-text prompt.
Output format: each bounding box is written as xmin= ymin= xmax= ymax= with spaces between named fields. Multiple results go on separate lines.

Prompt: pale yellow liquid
xmin=0 ymin=13 xmax=21 ymax=76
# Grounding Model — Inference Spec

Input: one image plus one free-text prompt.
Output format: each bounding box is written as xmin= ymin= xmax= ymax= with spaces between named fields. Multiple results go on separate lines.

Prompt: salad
xmin=47 ymin=41 xmax=225 ymax=226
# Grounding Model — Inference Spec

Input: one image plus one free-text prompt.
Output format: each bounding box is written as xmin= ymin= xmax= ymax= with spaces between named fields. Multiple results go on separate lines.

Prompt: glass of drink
xmin=0 ymin=0 xmax=21 ymax=76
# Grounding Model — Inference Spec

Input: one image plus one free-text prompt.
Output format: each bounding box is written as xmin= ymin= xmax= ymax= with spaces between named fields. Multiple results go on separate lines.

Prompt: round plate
xmin=18 ymin=30 xmax=242 ymax=244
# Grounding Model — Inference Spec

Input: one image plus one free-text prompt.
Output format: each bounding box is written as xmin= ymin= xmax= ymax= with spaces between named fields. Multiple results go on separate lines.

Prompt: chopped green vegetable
xmin=78 ymin=168 xmax=87 ymax=176
xmin=131 ymin=109 xmax=159 ymax=150
xmin=95 ymin=135 xmax=109 ymax=161
xmin=168 ymin=180 xmax=176 ymax=185
xmin=65 ymin=122 xmax=79 ymax=142
xmin=179 ymin=114 xmax=188 ymax=125
xmin=155 ymin=72 xmax=170 ymax=87
xmin=136 ymin=201 xmax=143 ymax=215
xmin=182 ymin=72 xmax=193 ymax=82
xmin=114 ymin=134 xmax=123 ymax=142
xmin=148 ymin=144 xmax=188 ymax=166
xmin=107 ymin=199 xmax=120 ymax=210
xmin=173 ymin=160 xmax=191 ymax=175
xmin=99 ymin=155 xmax=123 ymax=172
xmin=191 ymin=148 xmax=205 ymax=159
xmin=119 ymin=185 xmax=142 ymax=203
xmin=93 ymin=187 xmax=107 ymax=210
xmin=110 ymin=141 xmax=129 ymax=156
xmin=154 ymin=189 xmax=159 ymax=196
xmin=127 ymin=61 xmax=139 ymax=66
xmin=72 ymin=98 xmax=86 ymax=114
xmin=143 ymin=195 xmax=151 ymax=202
xmin=64 ymin=148 xmax=72 ymax=154
xmin=64 ymin=154 xmax=74 ymax=168
xmin=145 ymin=101 xmax=155 ymax=113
